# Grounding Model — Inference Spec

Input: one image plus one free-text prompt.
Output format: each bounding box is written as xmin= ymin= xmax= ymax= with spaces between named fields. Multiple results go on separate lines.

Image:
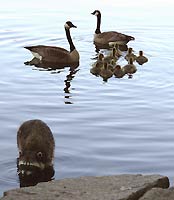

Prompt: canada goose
xmin=91 ymin=10 xmax=135 ymax=46
xmin=136 ymin=50 xmax=148 ymax=65
xmin=24 ymin=21 xmax=79 ymax=64
xmin=99 ymin=62 xmax=113 ymax=81
xmin=114 ymin=65 xmax=126 ymax=78
xmin=125 ymin=47 xmax=137 ymax=62
xmin=122 ymin=58 xmax=137 ymax=74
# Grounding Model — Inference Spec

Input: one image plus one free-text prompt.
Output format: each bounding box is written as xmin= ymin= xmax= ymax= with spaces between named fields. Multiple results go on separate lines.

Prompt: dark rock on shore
xmin=0 ymin=174 xmax=170 ymax=200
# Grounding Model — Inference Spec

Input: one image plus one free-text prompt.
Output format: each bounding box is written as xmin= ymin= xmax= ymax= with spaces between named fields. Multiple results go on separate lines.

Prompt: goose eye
xmin=37 ymin=152 xmax=43 ymax=158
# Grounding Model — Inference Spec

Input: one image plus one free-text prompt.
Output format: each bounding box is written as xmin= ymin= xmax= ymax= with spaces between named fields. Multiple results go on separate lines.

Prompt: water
xmin=1 ymin=0 xmax=174 ymax=196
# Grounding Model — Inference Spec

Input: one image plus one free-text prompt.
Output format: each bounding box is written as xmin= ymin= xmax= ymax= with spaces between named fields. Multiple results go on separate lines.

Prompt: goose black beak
xmin=73 ymin=25 xmax=77 ymax=28
xmin=91 ymin=11 xmax=95 ymax=15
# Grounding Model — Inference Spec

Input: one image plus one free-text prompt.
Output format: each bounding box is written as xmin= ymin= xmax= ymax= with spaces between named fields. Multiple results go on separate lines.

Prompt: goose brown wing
xmin=24 ymin=45 xmax=69 ymax=58
xmin=99 ymin=31 xmax=134 ymax=43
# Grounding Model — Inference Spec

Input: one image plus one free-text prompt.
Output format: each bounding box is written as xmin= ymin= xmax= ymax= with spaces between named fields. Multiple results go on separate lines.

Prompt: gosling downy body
xmin=122 ymin=58 xmax=137 ymax=74
xmin=91 ymin=10 xmax=135 ymax=46
xmin=90 ymin=62 xmax=102 ymax=76
xmin=99 ymin=62 xmax=113 ymax=81
xmin=114 ymin=65 xmax=126 ymax=78
xmin=136 ymin=50 xmax=148 ymax=65
xmin=24 ymin=21 xmax=79 ymax=64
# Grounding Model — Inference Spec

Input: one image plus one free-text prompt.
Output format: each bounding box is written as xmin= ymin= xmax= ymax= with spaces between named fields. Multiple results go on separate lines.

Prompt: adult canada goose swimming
xmin=91 ymin=10 xmax=135 ymax=46
xmin=24 ymin=21 xmax=79 ymax=64
xmin=136 ymin=50 xmax=148 ymax=65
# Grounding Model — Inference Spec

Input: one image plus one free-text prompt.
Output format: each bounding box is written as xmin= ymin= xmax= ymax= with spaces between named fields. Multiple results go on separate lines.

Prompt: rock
xmin=139 ymin=187 xmax=174 ymax=200
xmin=0 ymin=174 xmax=169 ymax=200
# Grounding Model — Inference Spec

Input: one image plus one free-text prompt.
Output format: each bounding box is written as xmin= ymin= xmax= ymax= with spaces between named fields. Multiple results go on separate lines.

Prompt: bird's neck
xmin=112 ymin=48 xmax=116 ymax=57
xmin=95 ymin=14 xmax=101 ymax=34
xmin=65 ymin=28 xmax=75 ymax=52
xmin=104 ymin=63 xmax=108 ymax=70
xmin=140 ymin=51 xmax=143 ymax=56
xmin=129 ymin=59 xmax=133 ymax=65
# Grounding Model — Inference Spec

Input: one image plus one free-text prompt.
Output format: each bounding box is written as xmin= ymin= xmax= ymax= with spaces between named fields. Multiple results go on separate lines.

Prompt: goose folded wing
xmin=100 ymin=31 xmax=133 ymax=43
xmin=25 ymin=45 xmax=69 ymax=58
xmin=39 ymin=46 xmax=69 ymax=58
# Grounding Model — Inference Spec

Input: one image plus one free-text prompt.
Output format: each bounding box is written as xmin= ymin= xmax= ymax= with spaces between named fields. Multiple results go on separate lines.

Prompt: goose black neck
xmin=65 ymin=28 xmax=75 ymax=52
xmin=95 ymin=14 xmax=101 ymax=34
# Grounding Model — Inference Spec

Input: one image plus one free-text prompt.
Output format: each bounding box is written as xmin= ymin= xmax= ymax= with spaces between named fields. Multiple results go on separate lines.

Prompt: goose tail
xmin=127 ymin=35 xmax=135 ymax=41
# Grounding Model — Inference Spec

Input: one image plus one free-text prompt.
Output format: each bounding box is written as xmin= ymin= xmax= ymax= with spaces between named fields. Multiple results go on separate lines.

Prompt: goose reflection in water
xmin=64 ymin=68 xmax=79 ymax=104
xmin=24 ymin=57 xmax=79 ymax=71
xmin=24 ymin=58 xmax=79 ymax=104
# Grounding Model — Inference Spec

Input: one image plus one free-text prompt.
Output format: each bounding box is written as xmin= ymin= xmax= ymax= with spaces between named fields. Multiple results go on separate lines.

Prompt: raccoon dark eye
xmin=37 ymin=152 xmax=43 ymax=158
xmin=19 ymin=151 xmax=22 ymax=157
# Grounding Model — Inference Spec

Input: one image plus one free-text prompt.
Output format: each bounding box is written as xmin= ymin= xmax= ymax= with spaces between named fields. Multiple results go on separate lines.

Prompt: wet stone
xmin=0 ymin=174 xmax=169 ymax=200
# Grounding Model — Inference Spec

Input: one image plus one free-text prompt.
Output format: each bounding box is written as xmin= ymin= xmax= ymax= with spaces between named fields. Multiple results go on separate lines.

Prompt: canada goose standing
xmin=91 ymin=10 xmax=135 ymax=46
xmin=24 ymin=21 xmax=79 ymax=64
xmin=136 ymin=50 xmax=148 ymax=65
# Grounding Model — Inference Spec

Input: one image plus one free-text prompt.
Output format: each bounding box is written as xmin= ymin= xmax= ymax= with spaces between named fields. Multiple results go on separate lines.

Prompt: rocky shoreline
xmin=1 ymin=174 xmax=174 ymax=200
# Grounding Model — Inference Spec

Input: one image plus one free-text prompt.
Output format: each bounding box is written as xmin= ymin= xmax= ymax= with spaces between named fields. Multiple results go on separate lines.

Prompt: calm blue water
xmin=0 ymin=0 xmax=174 ymax=196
